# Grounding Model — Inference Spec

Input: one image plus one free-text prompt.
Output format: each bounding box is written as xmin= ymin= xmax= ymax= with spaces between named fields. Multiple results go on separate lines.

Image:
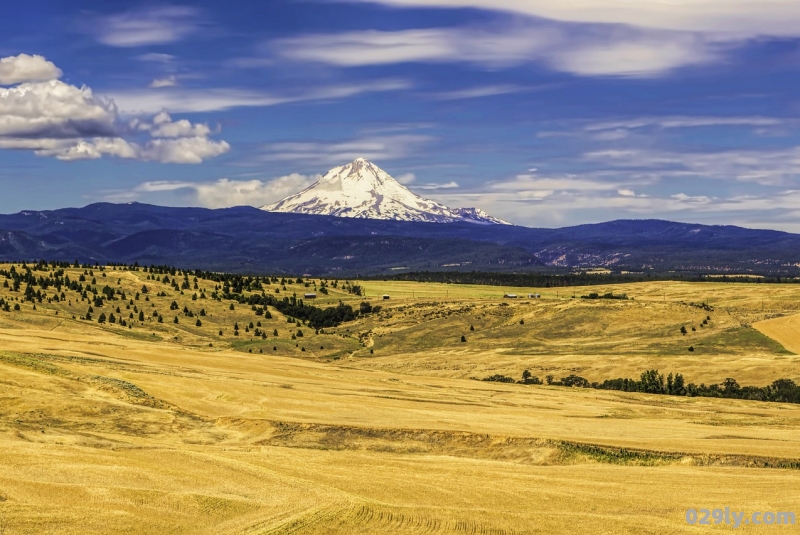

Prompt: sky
xmin=3 ymin=0 xmax=800 ymax=230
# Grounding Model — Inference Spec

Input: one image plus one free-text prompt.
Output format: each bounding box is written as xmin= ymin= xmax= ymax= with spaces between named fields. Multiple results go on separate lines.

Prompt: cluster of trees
xmin=0 ymin=261 xmax=376 ymax=331
xmin=342 ymin=282 xmax=363 ymax=296
xmin=482 ymin=368 xmax=800 ymax=405
xmin=358 ymin=301 xmax=381 ymax=315
xmin=0 ymin=264 xmax=136 ymax=307
xmin=681 ymin=316 xmax=712 ymax=336
xmin=223 ymin=291 xmax=364 ymax=329
xmin=481 ymin=370 xmax=543 ymax=385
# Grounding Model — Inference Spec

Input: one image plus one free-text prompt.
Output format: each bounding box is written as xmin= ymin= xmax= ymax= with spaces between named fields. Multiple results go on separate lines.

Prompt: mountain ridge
xmin=0 ymin=202 xmax=798 ymax=275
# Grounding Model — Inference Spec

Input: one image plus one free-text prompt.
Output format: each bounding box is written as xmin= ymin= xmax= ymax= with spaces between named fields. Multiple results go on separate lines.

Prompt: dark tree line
xmin=581 ymin=292 xmax=628 ymax=300
xmin=367 ymin=270 xmax=800 ymax=287
xmin=482 ymin=368 xmax=800 ymax=405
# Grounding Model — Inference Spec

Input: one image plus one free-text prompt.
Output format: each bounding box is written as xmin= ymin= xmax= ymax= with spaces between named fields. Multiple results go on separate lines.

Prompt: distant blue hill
xmin=0 ymin=202 xmax=797 ymax=275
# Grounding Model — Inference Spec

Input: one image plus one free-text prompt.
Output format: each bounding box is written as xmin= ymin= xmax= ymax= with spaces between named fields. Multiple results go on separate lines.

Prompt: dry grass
xmin=2 ymin=265 xmax=800 ymax=533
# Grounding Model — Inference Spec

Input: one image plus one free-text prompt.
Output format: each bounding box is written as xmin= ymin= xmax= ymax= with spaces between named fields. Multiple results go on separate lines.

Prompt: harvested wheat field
xmin=2 ymin=264 xmax=800 ymax=533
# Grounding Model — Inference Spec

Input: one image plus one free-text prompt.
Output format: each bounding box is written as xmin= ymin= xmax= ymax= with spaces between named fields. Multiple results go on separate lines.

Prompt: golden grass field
xmin=2 ymin=264 xmax=800 ymax=533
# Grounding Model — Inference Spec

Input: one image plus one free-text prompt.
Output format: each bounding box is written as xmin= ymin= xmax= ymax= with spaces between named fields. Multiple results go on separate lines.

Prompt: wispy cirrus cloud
xmin=582 ymin=146 xmax=800 ymax=186
xmin=268 ymin=23 xmax=722 ymax=77
xmin=416 ymin=181 xmax=459 ymax=190
xmin=343 ymin=0 xmax=800 ymax=38
xmin=271 ymin=27 xmax=557 ymax=68
xmin=256 ymin=134 xmax=432 ymax=166
xmin=431 ymin=84 xmax=526 ymax=100
xmin=108 ymin=79 xmax=411 ymax=114
xmin=136 ymin=53 xmax=176 ymax=63
xmin=585 ymin=116 xmax=785 ymax=131
xmin=149 ymin=75 xmax=179 ymax=88
xmin=91 ymin=6 xmax=203 ymax=47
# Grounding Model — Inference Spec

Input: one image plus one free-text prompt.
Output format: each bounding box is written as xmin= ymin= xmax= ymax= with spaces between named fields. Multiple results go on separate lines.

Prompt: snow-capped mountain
xmin=262 ymin=158 xmax=510 ymax=225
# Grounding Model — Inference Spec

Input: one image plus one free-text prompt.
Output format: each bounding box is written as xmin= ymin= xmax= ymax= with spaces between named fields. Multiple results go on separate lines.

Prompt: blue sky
xmin=3 ymin=0 xmax=800 ymax=229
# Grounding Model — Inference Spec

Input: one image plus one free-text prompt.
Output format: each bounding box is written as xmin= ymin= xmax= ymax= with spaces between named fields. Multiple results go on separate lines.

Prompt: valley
xmin=1 ymin=263 xmax=800 ymax=533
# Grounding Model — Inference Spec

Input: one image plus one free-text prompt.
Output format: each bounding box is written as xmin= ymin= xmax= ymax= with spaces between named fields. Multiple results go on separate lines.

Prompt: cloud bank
xmin=106 ymin=174 xmax=318 ymax=208
xmin=0 ymin=54 xmax=229 ymax=163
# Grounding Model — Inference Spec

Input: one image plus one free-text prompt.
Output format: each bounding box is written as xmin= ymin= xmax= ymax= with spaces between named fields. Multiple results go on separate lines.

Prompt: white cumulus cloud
xmin=0 ymin=54 xmax=229 ymax=164
xmin=146 ymin=111 xmax=211 ymax=138
xmin=139 ymin=137 xmax=230 ymax=164
xmin=0 ymin=54 xmax=62 ymax=85
xmin=39 ymin=138 xmax=139 ymax=161
xmin=0 ymin=80 xmax=118 ymax=138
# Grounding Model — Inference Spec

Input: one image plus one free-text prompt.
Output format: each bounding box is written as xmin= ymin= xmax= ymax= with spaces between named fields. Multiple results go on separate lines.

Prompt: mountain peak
xmin=263 ymin=160 xmax=510 ymax=225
